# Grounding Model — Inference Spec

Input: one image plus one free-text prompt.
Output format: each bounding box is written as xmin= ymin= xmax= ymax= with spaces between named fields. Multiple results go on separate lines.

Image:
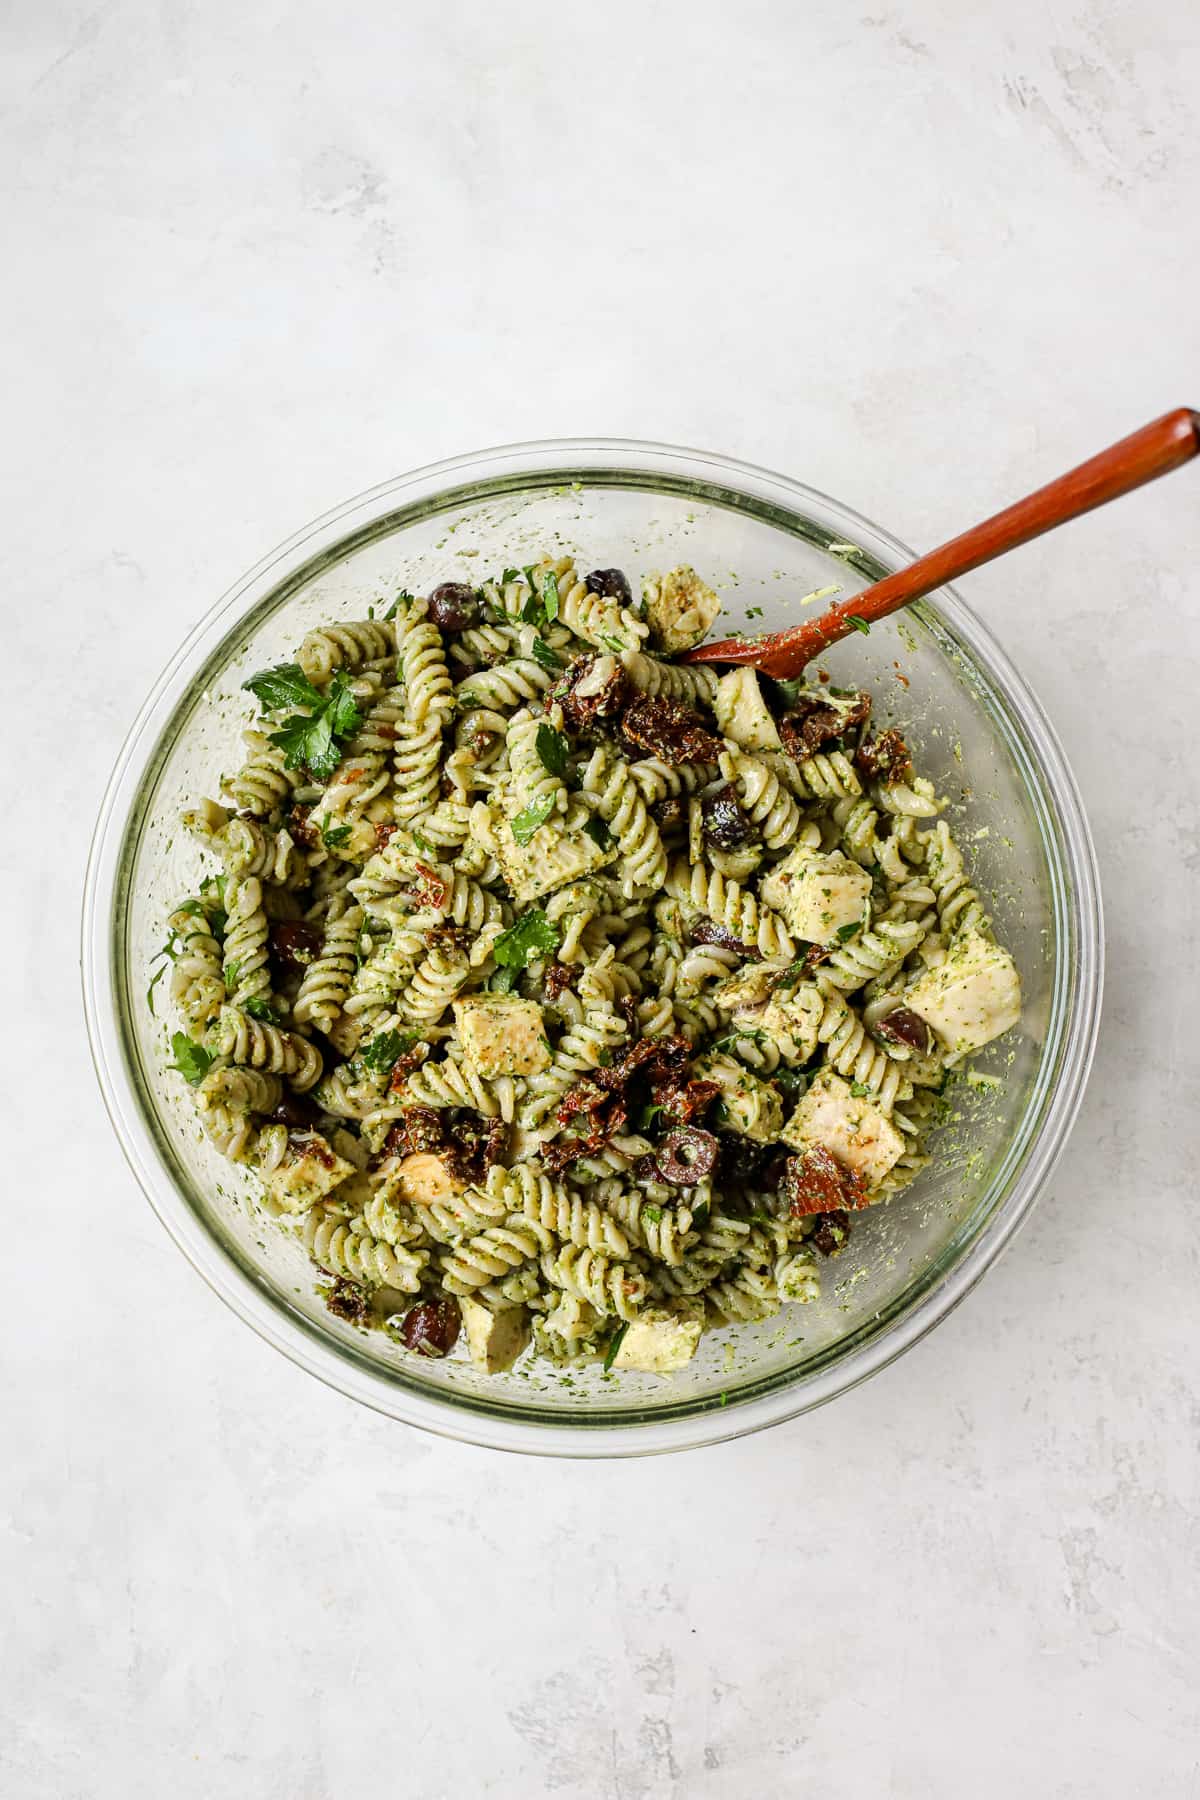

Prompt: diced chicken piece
xmin=760 ymin=847 xmax=871 ymax=943
xmin=693 ymin=1052 xmax=783 ymax=1143
xmin=491 ymin=792 xmax=615 ymax=904
xmin=454 ymin=995 xmax=552 ymax=1079
xmin=642 ymin=564 xmax=721 ymax=654
xmin=757 ymin=982 xmax=824 ymax=1064
xmin=904 ymin=931 xmax=1022 ymax=1061
xmin=260 ymin=1132 xmax=355 ymax=1214
xmin=714 ymin=668 xmax=783 ymax=752
xmin=460 ymin=1297 xmax=531 ymax=1373
xmin=781 ymin=1069 xmax=904 ymax=1187
xmin=712 ymin=960 xmax=791 ymax=1015
xmin=388 ymin=1152 xmax=466 ymax=1207
xmin=612 ymin=1306 xmax=703 ymax=1373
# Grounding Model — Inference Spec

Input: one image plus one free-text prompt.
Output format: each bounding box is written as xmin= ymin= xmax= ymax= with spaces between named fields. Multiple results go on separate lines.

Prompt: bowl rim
xmin=81 ymin=435 xmax=1103 ymax=1457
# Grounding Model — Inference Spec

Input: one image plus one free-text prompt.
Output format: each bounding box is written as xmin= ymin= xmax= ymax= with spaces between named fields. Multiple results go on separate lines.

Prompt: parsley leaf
xmin=530 ymin=637 xmax=563 ymax=674
xmin=846 ymin=615 xmax=871 ymax=635
xmin=168 ymin=1033 xmax=214 ymax=1085
xmin=319 ymin=817 xmax=353 ymax=850
xmin=542 ymin=569 xmax=560 ymax=624
xmin=535 ymin=724 xmax=570 ymax=779
xmin=642 ymin=1204 xmax=663 ymax=1224
xmin=599 ymin=633 xmax=626 ymax=654
xmin=383 ymin=589 xmax=415 ymax=621
xmin=603 ymin=1321 xmax=629 ymax=1373
xmin=493 ymin=909 xmax=561 ymax=970
xmin=511 ymin=793 xmax=556 ymax=845
xmin=360 ymin=1029 xmax=417 ymax=1078
xmin=849 ymin=1081 xmax=872 ymax=1097
xmin=268 ymin=669 xmax=361 ymax=781
xmin=324 ymin=672 xmax=360 ymax=739
xmin=242 ymin=662 xmax=324 ymax=713
xmin=409 ymin=827 xmax=436 ymax=855
xmin=242 ymin=997 xmax=282 ymax=1023
xmin=147 ymin=960 xmax=167 ymax=1014
xmin=583 ymin=815 xmax=614 ymax=851
xmin=499 ymin=567 xmax=521 ymax=585
xmin=836 ymin=920 xmax=862 ymax=943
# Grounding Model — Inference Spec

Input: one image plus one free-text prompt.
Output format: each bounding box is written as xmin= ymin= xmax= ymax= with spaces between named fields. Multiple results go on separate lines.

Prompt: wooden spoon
xmin=681 ymin=407 xmax=1200 ymax=680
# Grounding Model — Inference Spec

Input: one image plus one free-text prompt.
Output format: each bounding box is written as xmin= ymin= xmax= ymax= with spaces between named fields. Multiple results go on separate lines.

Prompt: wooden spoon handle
xmin=683 ymin=406 xmax=1200 ymax=678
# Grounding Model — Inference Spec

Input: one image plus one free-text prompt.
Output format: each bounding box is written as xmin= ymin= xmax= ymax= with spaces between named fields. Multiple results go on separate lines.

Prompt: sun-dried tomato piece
xmin=383 ymin=1107 xmax=447 ymax=1160
xmin=399 ymin=1297 xmax=461 ymax=1357
xmin=269 ymin=919 xmax=324 ymax=975
xmin=855 ymin=728 xmax=914 ymax=784
xmin=405 ymin=861 xmax=450 ymax=911
xmin=443 ymin=1115 xmax=509 ymax=1184
xmin=543 ymin=961 xmax=576 ymax=1003
xmin=289 ymin=1129 xmax=335 ymax=1168
xmin=657 ymin=1076 xmax=721 ymax=1126
xmin=618 ymin=695 xmax=723 ymax=766
xmin=700 ymin=782 xmax=752 ymax=849
xmin=385 ymin=1041 xmax=428 ymax=1089
xmin=809 ymin=1209 xmax=851 ymax=1257
xmin=553 ymin=653 xmax=631 ymax=735
xmin=324 ymin=1277 xmax=371 ymax=1325
xmin=783 ymin=1146 xmax=870 ymax=1216
xmin=873 ymin=1006 xmax=932 ymax=1053
xmin=656 ymin=795 xmax=686 ymax=832
xmin=374 ymin=819 xmax=399 ymax=851
xmin=778 ymin=689 xmax=871 ymax=762
xmin=287 ymin=804 xmax=320 ymax=849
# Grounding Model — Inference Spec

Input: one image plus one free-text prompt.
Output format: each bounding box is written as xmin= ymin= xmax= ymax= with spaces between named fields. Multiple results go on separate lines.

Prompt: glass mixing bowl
xmin=82 ymin=439 xmax=1102 ymax=1456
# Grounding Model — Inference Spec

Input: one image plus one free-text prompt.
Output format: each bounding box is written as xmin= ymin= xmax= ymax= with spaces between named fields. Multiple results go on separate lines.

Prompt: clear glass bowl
xmin=82 ymin=439 xmax=1102 ymax=1456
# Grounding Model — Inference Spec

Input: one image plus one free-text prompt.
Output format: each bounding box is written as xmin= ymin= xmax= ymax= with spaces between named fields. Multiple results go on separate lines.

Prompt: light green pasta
xmin=162 ymin=551 xmax=1020 ymax=1376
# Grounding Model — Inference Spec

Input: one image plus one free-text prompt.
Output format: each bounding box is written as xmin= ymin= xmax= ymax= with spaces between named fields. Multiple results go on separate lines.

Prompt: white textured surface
xmin=5 ymin=2 xmax=1200 ymax=1794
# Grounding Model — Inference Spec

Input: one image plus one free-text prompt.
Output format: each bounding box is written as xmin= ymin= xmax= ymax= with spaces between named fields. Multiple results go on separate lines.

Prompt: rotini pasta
xmin=164 ymin=552 xmax=1020 ymax=1377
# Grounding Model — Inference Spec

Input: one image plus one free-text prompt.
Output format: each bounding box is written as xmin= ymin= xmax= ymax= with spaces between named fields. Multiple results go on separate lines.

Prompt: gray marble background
xmin=5 ymin=2 xmax=1198 ymax=1794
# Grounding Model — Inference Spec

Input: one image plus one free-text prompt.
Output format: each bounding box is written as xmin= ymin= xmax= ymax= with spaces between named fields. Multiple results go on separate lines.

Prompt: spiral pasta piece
xmin=222 ymin=875 xmax=275 ymax=1009
xmin=484 ymin=1163 xmax=630 ymax=1256
xmin=223 ymin=730 xmax=300 ymax=818
xmin=620 ymin=649 xmax=719 ymax=707
xmin=540 ymin=1243 xmax=646 ymax=1321
xmin=718 ymin=746 xmax=803 ymax=849
xmin=456 ymin=658 xmax=556 ymax=712
xmin=209 ymin=1004 xmax=324 ymax=1091
xmin=304 ymin=1208 xmax=426 ymax=1290
xmin=168 ymin=897 xmax=226 ymax=1031
xmin=540 ymin=558 xmax=647 ymax=651
xmin=396 ymin=945 xmax=471 ymax=1026
xmin=664 ymin=858 xmax=794 ymax=960
xmin=292 ymin=905 xmax=364 ymax=1033
xmin=298 ymin=619 xmax=396 ymax=686
xmin=581 ymin=744 xmax=667 ymax=898
xmin=441 ymin=1220 xmax=552 ymax=1293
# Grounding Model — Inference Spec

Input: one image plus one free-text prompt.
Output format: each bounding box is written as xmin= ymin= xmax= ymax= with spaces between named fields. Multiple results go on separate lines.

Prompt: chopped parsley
xmin=360 ymin=1029 xmax=417 ymax=1078
xmin=242 ymin=997 xmax=283 ymax=1023
xmin=599 ymin=633 xmax=627 ymax=654
xmin=535 ymin=724 xmax=570 ymax=780
xmin=511 ymin=793 xmax=556 ymax=845
xmin=846 ymin=615 xmax=871 ymax=635
xmin=835 ymin=920 xmax=862 ymax=943
xmin=642 ymin=1204 xmax=663 ymax=1224
xmin=242 ymin=661 xmax=324 ymax=713
xmin=319 ymin=817 xmax=353 ymax=850
xmin=168 ymin=1033 xmax=214 ymax=1085
xmin=493 ymin=909 xmax=561 ymax=972
xmin=530 ymin=637 xmax=563 ymax=674
xmin=602 ymin=1321 xmax=629 ymax=1372
xmin=583 ymin=815 xmax=614 ymax=851
xmin=257 ymin=668 xmax=362 ymax=782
